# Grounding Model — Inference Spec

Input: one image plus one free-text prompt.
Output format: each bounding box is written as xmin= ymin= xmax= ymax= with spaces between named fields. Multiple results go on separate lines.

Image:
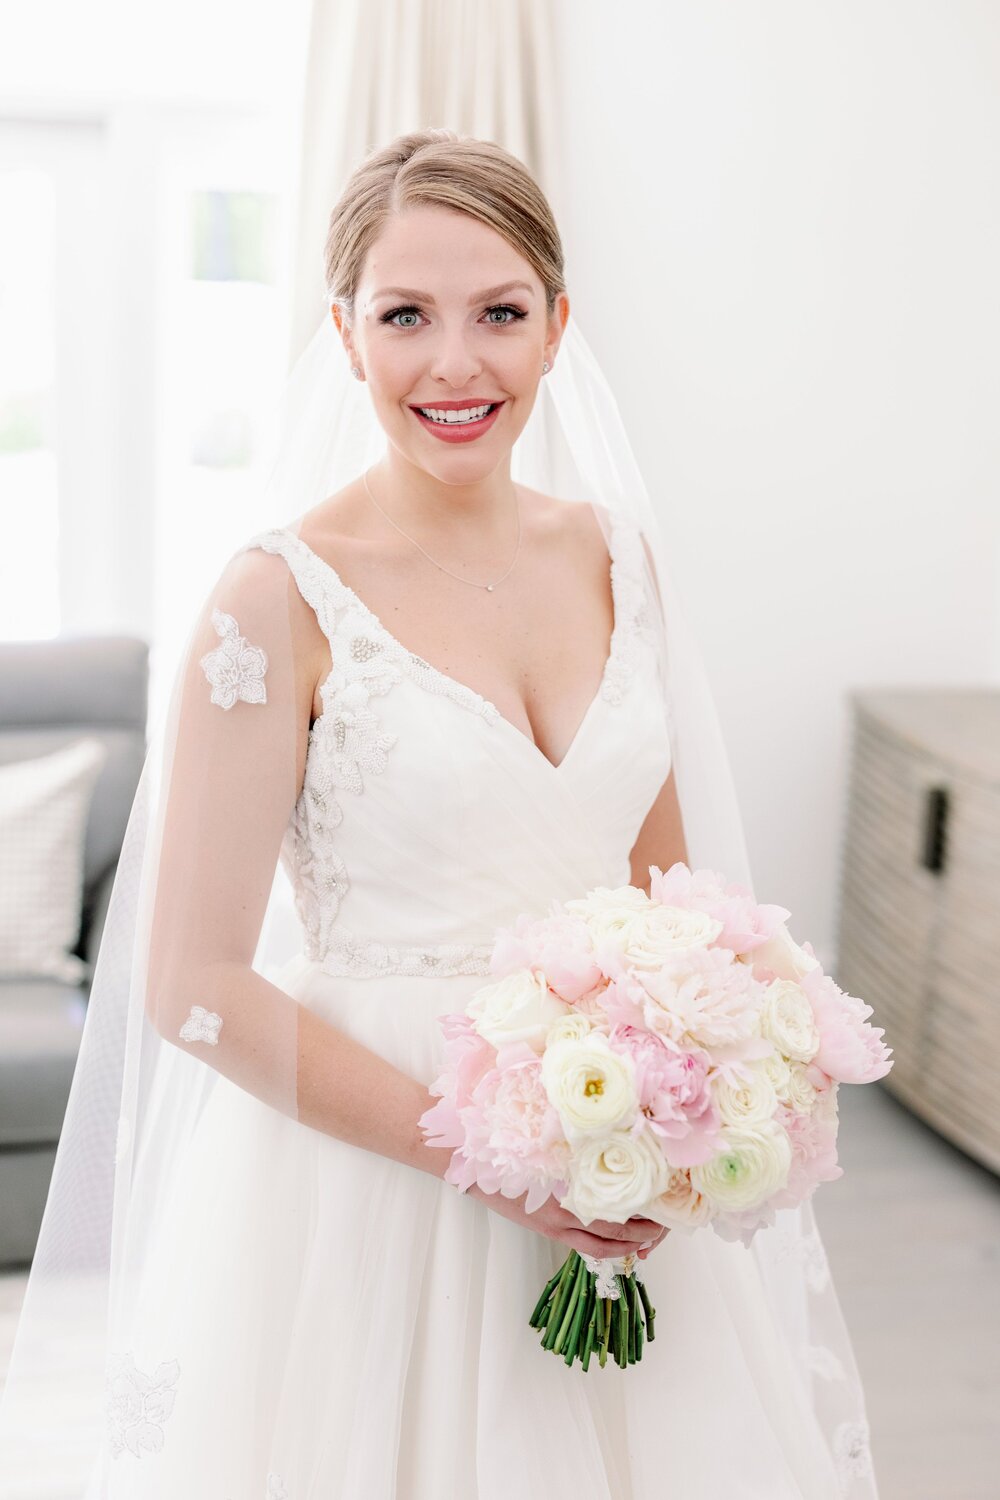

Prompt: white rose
xmin=541 ymin=1033 xmax=639 ymax=1141
xmin=748 ymin=921 xmax=821 ymax=982
xmin=761 ymin=1048 xmax=792 ymax=1098
xmin=712 ymin=1068 xmax=778 ymax=1127
xmin=560 ymin=1126 xmax=671 ymax=1226
xmin=546 ymin=1013 xmax=595 ymax=1047
xmin=563 ymin=883 xmax=652 ymax=924
xmin=466 ymin=968 xmax=570 ymax=1051
xmin=564 ymin=886 xmax=723 ymax=968
xmin=645 ymin=1166 xmax=716 ymax=1230
xmin=778 ymin=1060 xmax=820 ymax=1113
xmin=562 ymin=884 xmax=654 ymax=953
xmin=760 ymin=979 xmax=821 ymax=1063
xmin=689 ymin=1121 xmax=792 ymax=1211
xmin=621 ymin=904 xmax=724 ymax=970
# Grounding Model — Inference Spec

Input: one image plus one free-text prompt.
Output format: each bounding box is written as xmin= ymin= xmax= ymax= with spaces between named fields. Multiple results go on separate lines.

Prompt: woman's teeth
xmin=417 ymin=404 xmax=496 ymax=424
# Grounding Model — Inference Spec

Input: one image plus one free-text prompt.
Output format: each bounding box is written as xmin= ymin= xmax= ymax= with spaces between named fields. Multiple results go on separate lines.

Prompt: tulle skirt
xmin=88 ymin=952 xmax=846 ymax=1500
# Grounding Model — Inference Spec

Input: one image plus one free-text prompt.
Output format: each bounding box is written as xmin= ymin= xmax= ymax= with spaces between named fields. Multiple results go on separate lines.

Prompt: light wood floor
xmin=1 ymin=1081 xmax=997 ymax=1498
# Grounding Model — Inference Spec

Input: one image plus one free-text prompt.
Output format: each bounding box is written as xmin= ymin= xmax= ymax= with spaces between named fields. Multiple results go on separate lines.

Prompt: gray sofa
xmin=0 ymin=635 xmax=148 ymax=1266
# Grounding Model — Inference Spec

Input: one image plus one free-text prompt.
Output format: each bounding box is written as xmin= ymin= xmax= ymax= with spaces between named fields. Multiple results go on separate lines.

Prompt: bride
xmin=0 ymin=129 xmax=879 ymax=1499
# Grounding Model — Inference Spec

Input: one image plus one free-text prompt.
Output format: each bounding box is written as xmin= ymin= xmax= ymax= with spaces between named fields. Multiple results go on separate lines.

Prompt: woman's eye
xmin=382 ymin=307 xmax=422 ymax=328
xmin=485 ymin=304 xmax=527 ymax=324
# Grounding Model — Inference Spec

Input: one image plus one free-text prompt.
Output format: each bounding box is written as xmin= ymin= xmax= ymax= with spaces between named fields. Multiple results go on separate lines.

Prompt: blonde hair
xmin=324 ymin=128 xmax=566 ymax=323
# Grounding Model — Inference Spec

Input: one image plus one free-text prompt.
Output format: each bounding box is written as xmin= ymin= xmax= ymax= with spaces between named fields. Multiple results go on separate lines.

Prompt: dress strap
xmin=240 ymin=527 xmax=340 ymax=644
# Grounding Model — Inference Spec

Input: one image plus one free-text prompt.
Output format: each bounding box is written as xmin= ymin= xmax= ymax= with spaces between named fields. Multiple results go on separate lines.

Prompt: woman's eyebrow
xmin=371 ymin=280 xmax=535 ymax=303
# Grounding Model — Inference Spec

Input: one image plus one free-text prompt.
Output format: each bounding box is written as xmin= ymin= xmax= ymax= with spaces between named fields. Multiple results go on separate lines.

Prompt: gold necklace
xmin=361 ymin=466 xmax=521 ymax=591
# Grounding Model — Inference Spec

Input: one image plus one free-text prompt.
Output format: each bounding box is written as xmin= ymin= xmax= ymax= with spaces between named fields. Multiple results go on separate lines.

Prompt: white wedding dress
xmin=85 ymin=513 xmax=874 ymax=1499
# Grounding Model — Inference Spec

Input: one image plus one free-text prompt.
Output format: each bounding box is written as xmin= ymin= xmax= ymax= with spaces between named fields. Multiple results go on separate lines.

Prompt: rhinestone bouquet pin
xmin=419 ymin=862 xmax=893 ymax=1371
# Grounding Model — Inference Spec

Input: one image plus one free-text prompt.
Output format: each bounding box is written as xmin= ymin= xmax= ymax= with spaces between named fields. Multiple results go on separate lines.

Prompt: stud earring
xmin=351 ymin=366 xmax=363 ymax=379
xmin=542 ymin=361 xmax=550 ymax=373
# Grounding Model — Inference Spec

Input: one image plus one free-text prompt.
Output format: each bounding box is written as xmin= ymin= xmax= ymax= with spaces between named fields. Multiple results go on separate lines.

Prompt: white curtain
xmin=287 ymin=0 xmax=561 ymax=363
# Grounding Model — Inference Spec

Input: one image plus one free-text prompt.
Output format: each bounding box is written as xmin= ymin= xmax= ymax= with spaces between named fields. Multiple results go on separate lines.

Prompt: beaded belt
xmin=318 ymin=926 xmax=494 ymax=979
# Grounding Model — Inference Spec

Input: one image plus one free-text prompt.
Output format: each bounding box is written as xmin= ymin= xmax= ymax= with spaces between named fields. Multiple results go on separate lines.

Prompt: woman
xmin=0 ymin=131 xmax=878 ymax=1499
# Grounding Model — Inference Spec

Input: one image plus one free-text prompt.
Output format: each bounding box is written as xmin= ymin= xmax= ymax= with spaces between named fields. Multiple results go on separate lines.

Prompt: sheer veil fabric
xmin=0 ymin=309 xmax=878 ymax=1498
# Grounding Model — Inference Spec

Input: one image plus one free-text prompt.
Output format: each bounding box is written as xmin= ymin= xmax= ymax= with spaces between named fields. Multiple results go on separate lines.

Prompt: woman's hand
xmin=466 ymin=1181 xmax=670 ymax=1260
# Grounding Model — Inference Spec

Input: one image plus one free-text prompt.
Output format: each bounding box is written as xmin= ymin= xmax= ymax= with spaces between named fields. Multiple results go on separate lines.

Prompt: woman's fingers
xmin=566 ymin=1229 xmax=639 ymax=1258
xmin=576 ymin=1214 xmax=661 ymax=1243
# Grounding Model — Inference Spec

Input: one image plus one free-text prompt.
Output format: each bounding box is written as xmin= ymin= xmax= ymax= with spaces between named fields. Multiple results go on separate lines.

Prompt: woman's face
xmin=334 ymin=204 xmax=568 ymax=481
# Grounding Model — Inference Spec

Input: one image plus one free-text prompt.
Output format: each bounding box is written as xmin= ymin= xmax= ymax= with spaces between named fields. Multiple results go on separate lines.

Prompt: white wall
xmin=551 ymin=0 xmax=1000 ymax=965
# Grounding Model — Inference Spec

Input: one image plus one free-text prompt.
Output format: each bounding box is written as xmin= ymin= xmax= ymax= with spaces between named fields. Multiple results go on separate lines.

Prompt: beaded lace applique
xmin=320 ymin=927 xmax=495 ymax=979
xmin=771 ymin=1222 xmax=832 ymax=1292
xmin=106 ymin=1351 xmax=180 ymax=1458
xmin=199 ymin=608 xmax=268 ymax=709
xmin=833 ymin=1418 xmax=875 ymax=1488
xmin=244 ymin=514 xmax=653 ymax=974
xmin=179 ymin=1005 xmax=223 ymax=1045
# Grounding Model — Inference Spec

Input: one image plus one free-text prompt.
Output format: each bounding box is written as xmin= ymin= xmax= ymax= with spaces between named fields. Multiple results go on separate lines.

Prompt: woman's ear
xmin=330 ymin=304 xmax=358 ymax=368
xmin=544 ymin=290 xmax=571 ymax=372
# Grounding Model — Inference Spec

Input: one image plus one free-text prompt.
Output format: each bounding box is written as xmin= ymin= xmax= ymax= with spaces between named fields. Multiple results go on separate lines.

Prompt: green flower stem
xmin=626 ymin=1276 xmax=638 ymax=1363
xmin=553 ymin=1254 xmax=588 ymax=1355
xmin=581 ymin=1285 xmax=598 ymax=1371
xmin=529 ymin=1266 xmax=564 ymax=1328
xmin=636 ymin=1277 xmax=656 ymax=1341
xmin=565 ymin=1273 xmax=595 ymax=1367
xmin=541 ymin=1252 xmax=578 ymax=1351
xmin=615 ymin=1276 xmax=629 ymax=1367
xmin=599 ymin=1295 xmax=612 ymax=1367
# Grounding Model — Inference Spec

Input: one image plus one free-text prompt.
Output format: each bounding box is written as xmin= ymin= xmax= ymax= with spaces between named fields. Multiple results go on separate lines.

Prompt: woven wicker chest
xmin=835 ymin=688 xmax=1000 ymax=1173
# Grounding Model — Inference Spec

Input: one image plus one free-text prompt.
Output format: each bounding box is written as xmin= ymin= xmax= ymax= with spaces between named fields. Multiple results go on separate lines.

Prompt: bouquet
xmin=418 ymin=862 xmax=893 ymax=1370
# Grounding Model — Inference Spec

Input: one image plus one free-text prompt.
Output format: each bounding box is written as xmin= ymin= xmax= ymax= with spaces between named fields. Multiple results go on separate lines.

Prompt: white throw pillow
xmin=0 ymin=737 xmax=109 ymax=983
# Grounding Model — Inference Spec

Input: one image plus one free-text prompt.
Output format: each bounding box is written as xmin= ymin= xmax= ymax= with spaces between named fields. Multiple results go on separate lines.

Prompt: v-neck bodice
xmin=241 ymin=513 xmax=672 ymax=980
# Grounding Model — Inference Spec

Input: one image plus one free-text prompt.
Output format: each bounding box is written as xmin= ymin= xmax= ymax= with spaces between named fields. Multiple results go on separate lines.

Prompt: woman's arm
xmin=628 ymin=765 xmax=689 ymax=892
xmin=143 ymin=545 xmax=452 ymax=1182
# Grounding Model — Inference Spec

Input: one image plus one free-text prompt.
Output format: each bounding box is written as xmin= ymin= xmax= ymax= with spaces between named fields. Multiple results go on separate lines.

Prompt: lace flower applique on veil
xmin=199 ymin=608 xmax=269 ymax=709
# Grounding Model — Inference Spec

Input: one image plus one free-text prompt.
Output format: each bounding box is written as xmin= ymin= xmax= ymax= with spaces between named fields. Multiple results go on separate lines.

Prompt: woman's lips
xmin=409 ymin=402 xmax=505 ymax=443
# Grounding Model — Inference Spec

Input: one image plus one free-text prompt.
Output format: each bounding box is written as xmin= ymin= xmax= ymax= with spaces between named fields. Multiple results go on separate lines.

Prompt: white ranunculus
xmin=760 ymin=979 xmax=821 ymax=1063
xmin=712 ymin=1068 xmax=778 ymax=1127
xmin=541 ymin=1033 xmax=639 ymax=1141
xmin=466 ymin=968 xmax=570 ymax=1052
xmin=689 ymin=1121 xmax=792 ymax=1211
xmin=560 ymin=1126 xmax=671 ymax=1226
xmin=748 ymin=921 xmax=821 ymax=981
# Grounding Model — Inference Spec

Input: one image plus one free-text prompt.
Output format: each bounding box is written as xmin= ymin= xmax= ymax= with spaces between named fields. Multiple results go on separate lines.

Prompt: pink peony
xmin=771 ymin=1096 xmax=843 ymax=1207
xmin=419 ymin=1013 xmax=499 ymax=1154
xmin=430 ymin=1040 xmax=569 ymax=1212
xmin=489 ymin=909 xmax=602 ymax=1003
xmin=638 ymin=944 xmax=764 ymax=1056
xmin=609 ymin=1024 xmax=723 ymax=1167
xmin=798 ymin=967 xmax=894 ymax=1084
